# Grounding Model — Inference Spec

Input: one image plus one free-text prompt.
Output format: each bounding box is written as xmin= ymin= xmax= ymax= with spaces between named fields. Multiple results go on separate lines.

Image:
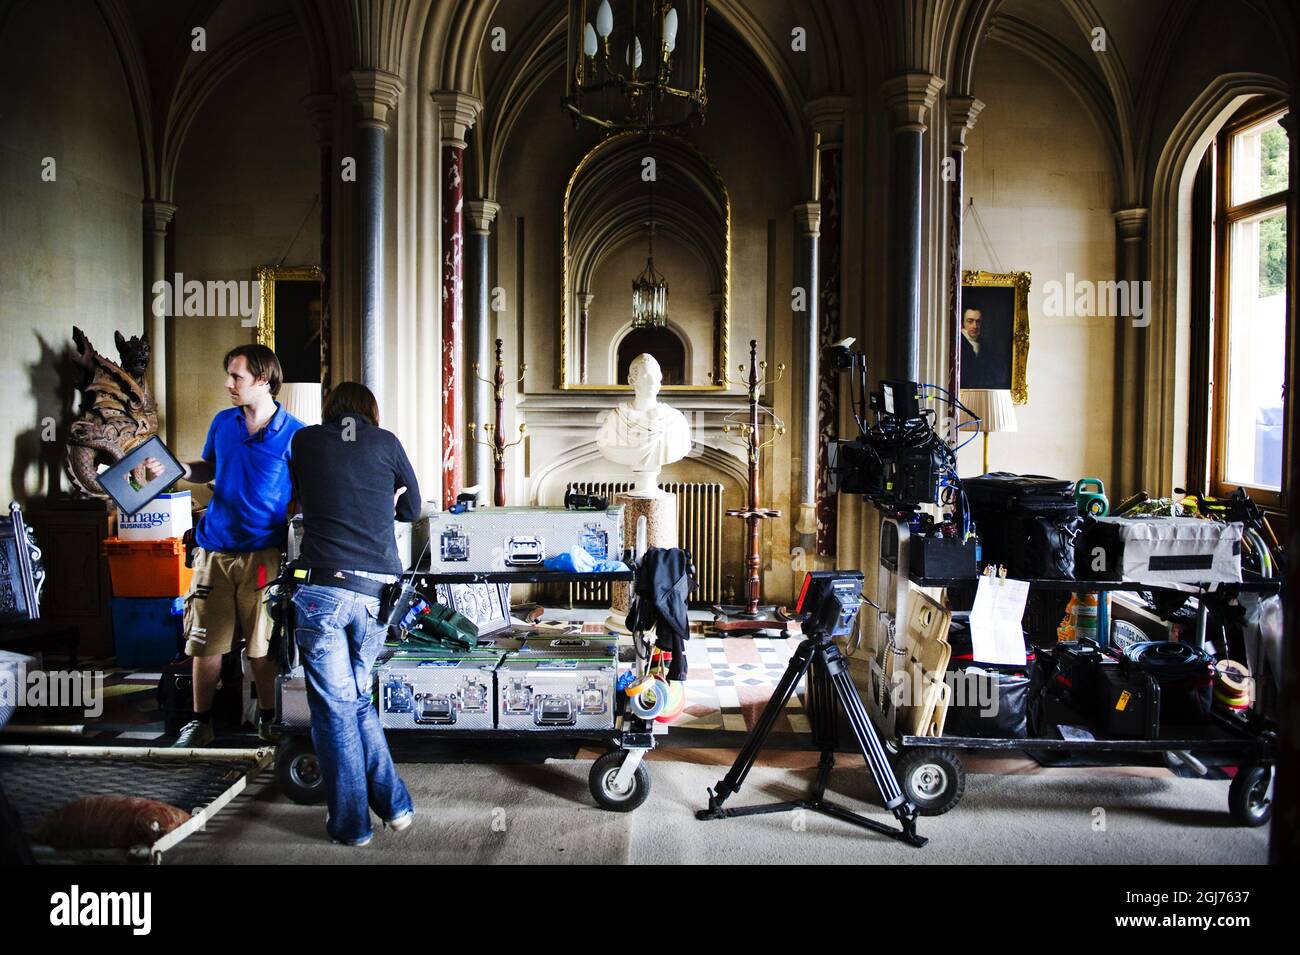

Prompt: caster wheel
xmin=588 ymin=751 xmax=651 ymax=812
xmin=896 ymin=747 xmax=965 ymax=816
xmin=1228 ymin=764 xmax=1272 ymax=827
xmin=276 ymin=737 xmax=326 ymax=805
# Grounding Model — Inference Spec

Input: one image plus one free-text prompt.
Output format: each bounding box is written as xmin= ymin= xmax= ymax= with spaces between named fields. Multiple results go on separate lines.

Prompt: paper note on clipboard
xmin=968 ymin=569 xmax=1029 ymax=666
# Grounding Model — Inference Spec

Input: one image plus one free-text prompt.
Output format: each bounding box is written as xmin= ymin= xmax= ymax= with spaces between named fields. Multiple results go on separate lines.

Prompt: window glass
xmin=1231 ymin=115 xmax=1289 ymax=205
xmin=1224 ymin=207 xmax=1287 ymax=489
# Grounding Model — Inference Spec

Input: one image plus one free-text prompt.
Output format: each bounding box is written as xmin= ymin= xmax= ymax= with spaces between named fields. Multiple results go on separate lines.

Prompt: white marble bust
xmin=596 ymin=353 xmax=692 ymax=495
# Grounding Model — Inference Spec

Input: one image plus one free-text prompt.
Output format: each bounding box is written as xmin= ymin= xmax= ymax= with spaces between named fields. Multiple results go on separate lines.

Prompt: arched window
xmin=616 ymin=327 xmax=687 ymax=385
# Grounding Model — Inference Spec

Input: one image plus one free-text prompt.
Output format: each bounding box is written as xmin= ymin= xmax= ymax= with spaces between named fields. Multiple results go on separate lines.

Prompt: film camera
xmin=824 ymin=340 xmax=954 ymax=511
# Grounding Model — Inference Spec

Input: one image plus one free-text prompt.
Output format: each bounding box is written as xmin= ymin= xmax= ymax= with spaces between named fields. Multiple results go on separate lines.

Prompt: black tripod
xmin=696 ymin=618 xmax=927 ymax=848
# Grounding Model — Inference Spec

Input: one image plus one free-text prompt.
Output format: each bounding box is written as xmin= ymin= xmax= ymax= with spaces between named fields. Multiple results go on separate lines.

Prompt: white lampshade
xmin=596 ymin=0 xmax=613 ymax=37
xmin=279 ymin=382 xmax=323 ymax=426
xmin=959 ymin=388 xmax=1018 ymax=434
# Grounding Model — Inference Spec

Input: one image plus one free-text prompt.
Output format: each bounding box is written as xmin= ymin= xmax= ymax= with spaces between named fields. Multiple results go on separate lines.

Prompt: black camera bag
xmin=963 ymin=472 xmax=1081 ymax=579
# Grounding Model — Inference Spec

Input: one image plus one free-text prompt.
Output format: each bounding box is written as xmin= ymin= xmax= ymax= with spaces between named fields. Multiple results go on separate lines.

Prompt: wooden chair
xmin=0 ymin=502 xmax=80 ymax=665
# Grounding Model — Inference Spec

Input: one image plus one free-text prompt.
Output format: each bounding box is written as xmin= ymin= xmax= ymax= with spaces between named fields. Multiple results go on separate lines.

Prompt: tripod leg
xmin=703 ymin=638 xmax=817 ymax=810
xmin=819 ymin=641 xmax=924 ymax=844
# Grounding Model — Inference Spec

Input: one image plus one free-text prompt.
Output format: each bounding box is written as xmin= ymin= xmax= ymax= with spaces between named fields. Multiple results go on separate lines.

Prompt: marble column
xmin=808 ymin=96 xmax=851 ymax=557
xmin=432 ymin=92 xmax=482 ymax=509
xmin=466 ymin=198 xmax=500 ymax=498
xmin=577 ymin=293 xmax=594 ymax=384
xmin=881 ymin=73 xmax=944 ymax=380
xmin=945 ymin=96 xmax=984 ymax=407
xmin=302 ymin=93 xmax=336 ymax=391
xmin=142 ymin=199 xmax=177 ymax=443
xmin=1113 ymin=207 xmax=1149 ymax=494
xmin=792 ymin=200 xmax=821 ymax=547
xmin=348 ymin=70 xmax=403 ymax=398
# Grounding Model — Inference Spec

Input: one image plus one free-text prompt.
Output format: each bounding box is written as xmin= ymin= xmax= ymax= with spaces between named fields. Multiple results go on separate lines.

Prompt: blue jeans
xmin=292 ymin=583 xmax=412 ymax=843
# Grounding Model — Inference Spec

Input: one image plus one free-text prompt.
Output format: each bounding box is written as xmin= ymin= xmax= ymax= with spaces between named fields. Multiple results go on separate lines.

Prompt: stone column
xmin=432 ymin=92 xmax=482 ymax=509
xmin=881 ymin=73 xmax=944 ymax=380
xmin=348 ymin=70 xmax=403 ymax=398
xmin=945 ymin=96 xmax=984 ymax=409
xmin=142 ymin=199 xmax=177 ymax=443
xmin=577 ymin=292 xmax=594 ymax=384
xmin=466 ymin=198 xmax=500 ymax=497
xmin=792 ymin=200 xmax=821 ymax=547
xmin=808 ymin=95 xmax=851 ymax=557
xmin=1113 ymin=206 xmax=1149 ymax=494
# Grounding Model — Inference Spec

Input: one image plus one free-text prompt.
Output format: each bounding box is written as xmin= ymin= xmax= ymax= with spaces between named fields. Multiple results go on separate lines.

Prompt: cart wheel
xmin=276 ymin=737 xmax=326 ymax=805
xmin=1228 ymin=764 xmax=1272 ymax=827
xmin=897 ymin=747 xmax=965 ymax=816
xmin=588 ymin=750 xmax=651 ymax=812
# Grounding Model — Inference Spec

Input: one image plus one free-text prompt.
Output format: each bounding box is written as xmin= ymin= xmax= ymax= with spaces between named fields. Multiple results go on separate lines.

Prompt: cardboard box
xmin=118 ymin=491 xmax=192 ymax=541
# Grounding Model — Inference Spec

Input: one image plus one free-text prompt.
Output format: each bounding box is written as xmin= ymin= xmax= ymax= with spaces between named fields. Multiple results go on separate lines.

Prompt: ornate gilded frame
xmin=960 ymin=269 xmax=1031 ymax=404
xmin=560 ymin=130 xmax=730 ymax=390
xmin=254 ymin=264 xmax=324 ymax=352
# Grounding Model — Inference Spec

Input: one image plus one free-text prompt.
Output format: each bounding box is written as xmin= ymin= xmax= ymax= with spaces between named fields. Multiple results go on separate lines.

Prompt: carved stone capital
xmin=880 ymin=72 xmax=944 ymax=133
xmin=301 ymin=93 xmax=337 ymax=143
xmin=1278 ymin=109 xmax=1298 ymax=141
xmin=466 ymin=199 xmax=501 ymax=236
xmin=142 ymin=199 xmax=178 ymax=234
xmin=806 ymin=95 xmax=853 ymax=145
xmin=432 ymin=91 xmax=482 ymax=149
xmin=348 ymin=69 xmax=404 ymax=130
xmin=946 ymin=95 xmax=985 ymax=152
xmin=793 ymin=200 xmax=822 ymax=238
xmin=577 ymin=293 xmax=595 ymax=311
xmin=1114 ymin=206 xmax=1149 ymax=241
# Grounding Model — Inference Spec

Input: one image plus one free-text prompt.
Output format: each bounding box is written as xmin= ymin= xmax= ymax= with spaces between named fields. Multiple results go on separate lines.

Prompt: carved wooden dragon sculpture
xmin=65 ymin=327 xmax=159 ymax=498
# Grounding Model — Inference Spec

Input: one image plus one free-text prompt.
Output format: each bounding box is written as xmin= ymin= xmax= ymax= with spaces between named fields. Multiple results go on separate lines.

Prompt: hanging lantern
xmin=564 ymin=0 xmax=707 ymax=132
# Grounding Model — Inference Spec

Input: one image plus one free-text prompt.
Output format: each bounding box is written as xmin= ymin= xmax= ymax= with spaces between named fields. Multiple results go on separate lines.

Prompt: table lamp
xmin=278 ymin=382 xmax=323 ymax=426
xmin=958 ymin=388 xmax=1017 ymax=474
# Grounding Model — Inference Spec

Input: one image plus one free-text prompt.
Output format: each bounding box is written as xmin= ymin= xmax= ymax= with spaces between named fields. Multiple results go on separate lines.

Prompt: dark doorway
xmin=616 ymin=326 xmax=687 ymax=385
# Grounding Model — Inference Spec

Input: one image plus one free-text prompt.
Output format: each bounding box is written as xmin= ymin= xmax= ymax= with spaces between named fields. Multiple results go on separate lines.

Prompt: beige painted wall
xmin=0 ymin=0 xmax=144 ymax=504
xmin=959 ymin=43 xmax=1118 ymax=488
xmin=170 ymin=36 xmax=319 ymax=477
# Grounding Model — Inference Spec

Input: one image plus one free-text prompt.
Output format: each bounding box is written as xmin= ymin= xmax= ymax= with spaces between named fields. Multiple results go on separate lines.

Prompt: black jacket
xmin=290 ymin=415 xmax=420 ymax=575
xmin=627 ymin=547 xmax=694 ymax=680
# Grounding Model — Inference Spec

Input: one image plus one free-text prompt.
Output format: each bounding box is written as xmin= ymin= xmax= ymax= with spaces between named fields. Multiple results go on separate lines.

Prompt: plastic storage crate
xmin=111 ymin=596 xmax=185 ymax=667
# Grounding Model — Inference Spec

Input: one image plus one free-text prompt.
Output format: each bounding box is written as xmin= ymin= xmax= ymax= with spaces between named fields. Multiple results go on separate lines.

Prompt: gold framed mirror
xmin=561 ymin=131 xmax=729 ymax=390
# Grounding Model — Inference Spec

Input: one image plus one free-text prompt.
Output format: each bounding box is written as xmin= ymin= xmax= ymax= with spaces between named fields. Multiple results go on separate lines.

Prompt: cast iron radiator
xmin=564 ymin=481 xmax=723 ymax=607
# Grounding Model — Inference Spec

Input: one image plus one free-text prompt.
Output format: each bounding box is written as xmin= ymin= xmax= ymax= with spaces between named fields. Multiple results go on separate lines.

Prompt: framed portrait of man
xmin=254 ymin=265 xmax=325 ymax=384
xmin=959 ymin=270 xmax=1031 ymax=403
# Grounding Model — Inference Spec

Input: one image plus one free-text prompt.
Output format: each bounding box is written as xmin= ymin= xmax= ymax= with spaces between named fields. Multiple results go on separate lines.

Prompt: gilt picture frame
xmin=254 ymin=265 xmax=325 ymax=384
xmin=959 ymin=269 xmax=1031 ymax=404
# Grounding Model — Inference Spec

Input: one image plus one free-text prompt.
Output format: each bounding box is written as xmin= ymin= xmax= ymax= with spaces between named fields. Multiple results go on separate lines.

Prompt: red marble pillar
xmin=814 ymin=143 xmax=842 ymax=557
xmin=441 ymin=144 xmax=465 ymax=509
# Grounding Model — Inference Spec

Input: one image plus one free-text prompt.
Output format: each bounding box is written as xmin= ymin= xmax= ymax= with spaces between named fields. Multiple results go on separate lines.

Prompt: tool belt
xmin=287 ymin=566 xmax=392 ymax=599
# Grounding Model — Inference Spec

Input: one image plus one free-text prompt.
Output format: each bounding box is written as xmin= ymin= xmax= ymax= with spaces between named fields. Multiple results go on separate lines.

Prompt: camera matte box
xmin=421 ymin=505 xmax=625 ymax=573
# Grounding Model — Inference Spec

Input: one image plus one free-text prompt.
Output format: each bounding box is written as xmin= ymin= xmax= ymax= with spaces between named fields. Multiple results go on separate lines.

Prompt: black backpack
xmin=962 ymin=473 xmax=1081 ymax=579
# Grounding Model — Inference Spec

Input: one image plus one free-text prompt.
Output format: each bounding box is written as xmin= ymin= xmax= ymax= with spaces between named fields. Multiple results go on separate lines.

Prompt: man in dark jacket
xmin=288 ymin=381 xmax=420 ymax=846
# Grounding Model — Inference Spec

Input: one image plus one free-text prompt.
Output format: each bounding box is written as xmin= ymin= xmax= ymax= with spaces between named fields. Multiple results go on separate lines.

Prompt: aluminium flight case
xmin=376 ymin=649 xmax=504 ymax=730
xmin=495 ymin=654 xmax=619 ymax=731
xmin=275 ymin=647 xmax=397 ymax=728
xmin=421 ymin=505 xmax=625 ymax=573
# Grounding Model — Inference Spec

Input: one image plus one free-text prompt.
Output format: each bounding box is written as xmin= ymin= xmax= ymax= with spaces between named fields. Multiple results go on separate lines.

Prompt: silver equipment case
xmin=375 ymin=649 xmax=503 ymax=730
xmin=419 ymin=505 xmax=625 ymax=573
xmin=496 ymin=654 xmax=618 ymax=731
xmin=276 ymin=648 xmax=396 ymax=728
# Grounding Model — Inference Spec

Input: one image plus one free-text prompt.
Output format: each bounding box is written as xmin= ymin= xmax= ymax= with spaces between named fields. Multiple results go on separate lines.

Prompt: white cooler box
xmin=118 ymin=491 xmax=192 ymax=541
xmin=1079 ymin=516 xmax=1242 ymax=585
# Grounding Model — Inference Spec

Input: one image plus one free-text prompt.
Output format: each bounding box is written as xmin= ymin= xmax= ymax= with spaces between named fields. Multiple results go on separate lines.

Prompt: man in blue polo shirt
xmin=159 ymin=344 xmax=304 ymax=747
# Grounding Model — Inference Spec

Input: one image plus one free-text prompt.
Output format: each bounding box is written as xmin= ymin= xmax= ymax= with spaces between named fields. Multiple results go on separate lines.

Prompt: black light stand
xmin=695 ymin=572 xmax=927 ymax=847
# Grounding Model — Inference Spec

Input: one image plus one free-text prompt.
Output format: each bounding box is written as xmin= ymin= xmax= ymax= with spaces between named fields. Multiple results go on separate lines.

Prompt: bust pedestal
xmin=607 ymin=490 xmax=678 ymax=633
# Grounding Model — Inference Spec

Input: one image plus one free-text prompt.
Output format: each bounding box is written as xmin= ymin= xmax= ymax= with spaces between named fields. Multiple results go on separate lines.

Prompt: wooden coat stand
xmin=468 ymin=339 xmax=526 ymax=506
xmin=713 ymin=339 xmax=791 ymax=634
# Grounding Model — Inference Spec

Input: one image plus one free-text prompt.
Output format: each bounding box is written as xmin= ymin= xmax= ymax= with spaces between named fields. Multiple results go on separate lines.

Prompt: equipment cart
xmin=272 ymin=569 xmax=662 ymax=813
xmin=866 ymin=514 xmax=1280 ymax=825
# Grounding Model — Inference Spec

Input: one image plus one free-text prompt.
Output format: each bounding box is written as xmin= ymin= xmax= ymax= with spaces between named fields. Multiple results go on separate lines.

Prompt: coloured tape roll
xmin=655 ymin=681 xmax=687 ymax=723
xmin=628 ymin=678 xmax=669 ymax=718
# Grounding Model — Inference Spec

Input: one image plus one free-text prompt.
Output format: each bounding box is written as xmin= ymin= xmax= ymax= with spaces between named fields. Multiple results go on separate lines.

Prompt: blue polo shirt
xmin=195 ymin=402 xmax=305 ymax=553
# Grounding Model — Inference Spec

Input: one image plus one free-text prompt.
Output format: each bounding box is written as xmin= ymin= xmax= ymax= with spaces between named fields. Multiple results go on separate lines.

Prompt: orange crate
xmin=104 ymin=537 xmax=193 ymax=598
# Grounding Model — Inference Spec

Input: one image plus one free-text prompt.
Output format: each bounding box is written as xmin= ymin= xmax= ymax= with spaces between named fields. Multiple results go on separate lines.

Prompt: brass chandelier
xmin=632 ymin=222 xmax=669 ymax=328
xmin=563 ymin=0 xmax=708 ymax=132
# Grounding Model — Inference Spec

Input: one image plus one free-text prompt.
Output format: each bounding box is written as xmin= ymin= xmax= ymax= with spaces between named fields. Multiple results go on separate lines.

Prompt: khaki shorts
xmin=183 ymin=547 xmax=281 ymax=659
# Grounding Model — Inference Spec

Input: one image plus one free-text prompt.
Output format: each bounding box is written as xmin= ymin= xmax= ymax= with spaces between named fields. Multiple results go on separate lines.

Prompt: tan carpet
xmin=167 ymin=756 xmax=1267 ymax=865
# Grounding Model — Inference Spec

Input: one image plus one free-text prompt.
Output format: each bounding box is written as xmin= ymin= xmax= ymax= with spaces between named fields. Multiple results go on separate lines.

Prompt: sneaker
xmin=257 ymin=713 xmax=277 ymax=743
xmin=330 ymin=833 xmax=373 ymax=847
xmin=172 ymin=720 xmax=215 ymax=748
xmin=386 ymin=810 xmax=414 ymax=832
